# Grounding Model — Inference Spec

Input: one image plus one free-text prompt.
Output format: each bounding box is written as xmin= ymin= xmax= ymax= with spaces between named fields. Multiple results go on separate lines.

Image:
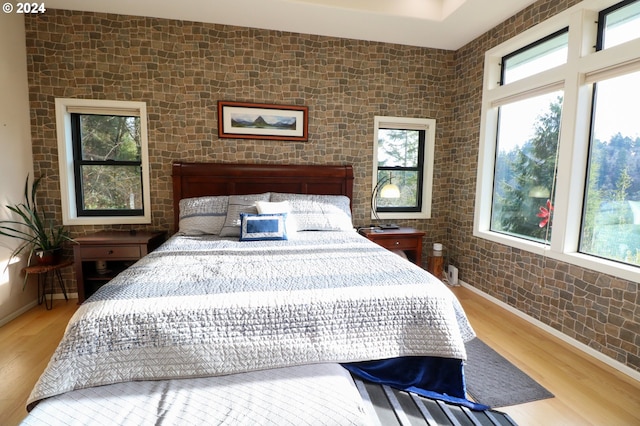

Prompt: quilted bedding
xmin=27 ymin=230 xmax=475 ymax=410
xmin=24 ymin=363 xmax=371 ymax=426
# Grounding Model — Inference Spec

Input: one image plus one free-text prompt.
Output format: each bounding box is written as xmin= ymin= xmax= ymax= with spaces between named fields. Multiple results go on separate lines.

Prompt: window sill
xmin=62 ymin=215 xmax=151 ymax=226
xmin=372 ymin=211 xmax=431 ymax=220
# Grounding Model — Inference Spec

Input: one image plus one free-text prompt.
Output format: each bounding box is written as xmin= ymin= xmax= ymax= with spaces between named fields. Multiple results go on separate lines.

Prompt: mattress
xmin=27 ymin=230 xmax=475 ymax=411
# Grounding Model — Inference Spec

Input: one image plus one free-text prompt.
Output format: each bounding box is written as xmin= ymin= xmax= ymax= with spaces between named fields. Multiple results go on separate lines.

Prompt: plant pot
xmin=34 ymin=248 xmax=62 ymax=265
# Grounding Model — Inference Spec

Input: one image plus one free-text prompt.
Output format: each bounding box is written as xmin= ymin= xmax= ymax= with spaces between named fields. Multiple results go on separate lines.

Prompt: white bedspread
xmin=27 ymin=231 xmax=474 ymax=410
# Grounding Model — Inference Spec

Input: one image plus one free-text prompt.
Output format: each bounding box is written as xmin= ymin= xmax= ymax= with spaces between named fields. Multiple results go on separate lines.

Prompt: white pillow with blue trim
xmin=239 ymin=213 xmax=289 ymax=241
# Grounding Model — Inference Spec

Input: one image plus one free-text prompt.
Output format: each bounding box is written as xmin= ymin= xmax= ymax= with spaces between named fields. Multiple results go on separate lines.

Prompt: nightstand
xmin=73 ymin=230 xmax=166 ymax=303
xmin=358 ymin=227 xmax=425 ymax=267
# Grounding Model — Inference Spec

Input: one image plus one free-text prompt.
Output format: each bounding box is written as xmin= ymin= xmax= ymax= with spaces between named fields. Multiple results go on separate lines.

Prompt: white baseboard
xmin=0 ymin=292 xmax=79 ymax=327
xmin=51 ymin=292 xmax=78 ymax=300
xmin=460 ymin=281 xmax=640 ymax=383
xmin=0 ymin=300 xmax=38 ymax=327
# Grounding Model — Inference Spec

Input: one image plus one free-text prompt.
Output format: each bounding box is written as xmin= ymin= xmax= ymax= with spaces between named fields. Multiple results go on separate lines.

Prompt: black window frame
xmin=595 ymin=0 xmax=638 ymax=50
xmin=500 ymin=27 xmax=569 ymax=86
xmin=70 ymin=113 xmax=145 ymax=217
xmin=376 ymin=127 xmax=425 ymax=213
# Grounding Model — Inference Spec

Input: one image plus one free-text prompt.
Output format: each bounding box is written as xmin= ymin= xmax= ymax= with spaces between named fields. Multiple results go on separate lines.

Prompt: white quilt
xmin=27 ymin=231 xmax=475 ymax=410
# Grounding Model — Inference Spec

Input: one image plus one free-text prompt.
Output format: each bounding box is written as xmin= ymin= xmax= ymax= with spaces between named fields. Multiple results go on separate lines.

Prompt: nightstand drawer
xmin=80 ymin=245 xmax=141 ymax=259
xmin=376 ymin=238 xmax=418 ymax=250
xmin=358 ymin=227 xmax=425 ymax=267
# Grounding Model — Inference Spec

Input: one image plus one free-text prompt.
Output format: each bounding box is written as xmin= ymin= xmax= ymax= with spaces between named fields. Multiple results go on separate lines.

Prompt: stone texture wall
xmin=451 ymin=0 xmax=639 ymax=373
xmin=23 ymin=1 xmax=639 ymax=375
xmin=24 ymin=9 xmax=454 ymax=283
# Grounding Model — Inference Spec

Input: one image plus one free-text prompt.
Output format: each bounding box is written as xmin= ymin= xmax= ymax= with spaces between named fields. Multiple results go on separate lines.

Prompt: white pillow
xmin=256 ymin=200 xmax=298 ymax=232
xmin=270 ymin=193 xmax=353 ymax=231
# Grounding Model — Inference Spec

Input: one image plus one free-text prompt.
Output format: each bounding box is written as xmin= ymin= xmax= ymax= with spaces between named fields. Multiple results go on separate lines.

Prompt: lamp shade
xmin=379 ymin=183 xmax=400 ymax=199
xmin=528 ymin=185 xmax=550 ymax=198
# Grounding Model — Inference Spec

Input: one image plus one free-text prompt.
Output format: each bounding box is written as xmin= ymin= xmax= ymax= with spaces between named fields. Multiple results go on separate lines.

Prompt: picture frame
xmin=217 ymin=101 xmax=308 ymax=141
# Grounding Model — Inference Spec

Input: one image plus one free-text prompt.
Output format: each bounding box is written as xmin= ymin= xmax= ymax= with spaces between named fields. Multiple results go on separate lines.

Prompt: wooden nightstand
xmin=73 ymin=230 xmax=166 ymax=303
xmin=358 ymin=227 xmax=425 ymax=267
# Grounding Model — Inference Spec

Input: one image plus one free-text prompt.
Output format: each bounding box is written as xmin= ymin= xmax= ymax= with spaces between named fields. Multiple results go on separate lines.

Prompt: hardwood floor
xmin=1 ymin=287 xmax=639 ymax=425
xmin=452 ymin=285 xmax=640 ymax=426
xmin=0 ymin=298 xmax=78 ymax=426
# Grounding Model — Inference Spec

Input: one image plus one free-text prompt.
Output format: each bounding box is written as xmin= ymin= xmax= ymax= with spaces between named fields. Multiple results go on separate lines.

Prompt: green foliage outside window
xmin=76 ymin=115 xmax=143 ymax=213
xmin=377 ymin=129 xmax=421 ymax=210
xmin=492 ymin=94 xmax=640 ymax=266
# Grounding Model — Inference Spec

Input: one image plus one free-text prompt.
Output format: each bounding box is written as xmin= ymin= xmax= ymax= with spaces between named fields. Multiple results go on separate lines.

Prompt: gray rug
xmin=465 ymin=338 xmax=554 ymax=407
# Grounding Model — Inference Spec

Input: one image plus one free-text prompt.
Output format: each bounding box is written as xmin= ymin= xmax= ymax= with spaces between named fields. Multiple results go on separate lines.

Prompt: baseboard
xmin=0 ymin=292 xmax=79 ymax=327
xmin=51 ymin=292 xmax=79 ymax=300
xmin=460 ymin=281 xmax=640 ymax=383
xmin=0 ymin=299 xmax=38 ymax=328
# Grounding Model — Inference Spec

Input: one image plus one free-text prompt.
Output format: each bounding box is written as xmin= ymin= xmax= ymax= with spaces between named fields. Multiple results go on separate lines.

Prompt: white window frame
xmin=372 ymin=116 xmax=435 ymax=220
xmin=55 ymin=98 xmax=152 ymax=225
xmin=474 ymin=0 xmax=640 ymax=283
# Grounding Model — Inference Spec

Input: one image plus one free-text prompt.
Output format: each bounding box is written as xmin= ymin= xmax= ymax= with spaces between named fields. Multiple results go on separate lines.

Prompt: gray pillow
xmin=219 ymin=193 xmax=271 ymax=237
xmin=178 ymin=196 xmax=229 ymax=235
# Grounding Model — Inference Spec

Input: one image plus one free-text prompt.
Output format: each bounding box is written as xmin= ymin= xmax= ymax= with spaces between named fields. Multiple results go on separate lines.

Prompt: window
xmin=372 ymin=116 xmax=435 ymax=220
xmin=501 ymin=29 xmax=569 ymax=84
xmin=475 ymin=0 xmax=640 ymax=282
xmin=55 ymin=99 xmax=151 ymax=225
xmin=598 ymin=0 xmax=640 ymax=49
xmin=490 ymin=90 xmax=562 ymax=244
xmin=580 ymin=1 xmax=640 ymax=267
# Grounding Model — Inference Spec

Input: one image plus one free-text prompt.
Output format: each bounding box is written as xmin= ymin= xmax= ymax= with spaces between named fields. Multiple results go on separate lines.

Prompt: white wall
xmin=0 ymin=12 xmax=38 ymax=324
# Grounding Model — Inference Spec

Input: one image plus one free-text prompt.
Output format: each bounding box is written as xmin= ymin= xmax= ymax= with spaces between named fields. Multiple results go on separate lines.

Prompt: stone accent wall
xmin=24 ymin=0 xmax=639 ymax=375
xmin=451 ymin=0 xmax=639 ymax=373
xmin=24 ymin=10 xmax=454 ymax=285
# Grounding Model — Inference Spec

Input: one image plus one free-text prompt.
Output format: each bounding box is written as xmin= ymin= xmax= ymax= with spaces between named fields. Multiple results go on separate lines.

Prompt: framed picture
xmin=217 ymin=101 xmax=308 ymax=141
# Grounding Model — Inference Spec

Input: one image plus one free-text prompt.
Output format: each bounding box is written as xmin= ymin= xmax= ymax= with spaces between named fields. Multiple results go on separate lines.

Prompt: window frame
xmin=372 ymin=116 xmax=435 ymax=220
xmin=474 ymin=0 xmax=640 ymax=283
xmin=55 ymin=98 xmax=152 ymax=225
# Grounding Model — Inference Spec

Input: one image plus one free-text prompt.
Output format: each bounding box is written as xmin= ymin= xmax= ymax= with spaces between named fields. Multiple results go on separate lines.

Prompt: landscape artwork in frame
xmin=217 ymin=101 xmax=308 ymax=141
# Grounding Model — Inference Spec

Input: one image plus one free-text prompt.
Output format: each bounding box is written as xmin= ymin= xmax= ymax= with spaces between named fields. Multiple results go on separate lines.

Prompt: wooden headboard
xmin=172 ymin=162 xmax=354 ymax=230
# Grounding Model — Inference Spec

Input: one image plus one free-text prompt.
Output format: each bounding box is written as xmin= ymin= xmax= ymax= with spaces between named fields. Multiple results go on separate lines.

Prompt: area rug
xmin=465 ymin=338 xmax=554 ymax=407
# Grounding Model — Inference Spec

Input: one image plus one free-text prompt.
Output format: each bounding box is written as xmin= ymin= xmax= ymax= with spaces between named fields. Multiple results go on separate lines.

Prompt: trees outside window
xmin=580 ymin=71 xmax=640 ymax=266
xmin=376 ymin=128 xmax=424 ymax=212
xmin=491 ymin=93 xmax=562 ymax=244
xmin=72 ymin=114 xmax=143 ymax=216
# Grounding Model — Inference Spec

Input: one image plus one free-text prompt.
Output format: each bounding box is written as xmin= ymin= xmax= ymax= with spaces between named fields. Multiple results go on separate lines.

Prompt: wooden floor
xmin=1 ymin=288 xmax=640 ymax=426
xmin=452 ymin=286 xmax=640 ymax=426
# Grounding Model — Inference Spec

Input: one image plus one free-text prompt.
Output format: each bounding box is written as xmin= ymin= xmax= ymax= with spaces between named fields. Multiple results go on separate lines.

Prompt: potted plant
xmin=0 ymin=175 xmax=74 ymax=266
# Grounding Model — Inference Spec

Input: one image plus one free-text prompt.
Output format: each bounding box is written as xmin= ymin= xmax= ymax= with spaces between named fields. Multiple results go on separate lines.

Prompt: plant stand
xmin=23 ymin=259 xmax=73 ymax=310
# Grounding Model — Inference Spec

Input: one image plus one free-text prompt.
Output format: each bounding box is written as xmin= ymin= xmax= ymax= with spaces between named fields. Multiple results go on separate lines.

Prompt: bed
xmin=23 ymin=162 xmax=485 ymax=425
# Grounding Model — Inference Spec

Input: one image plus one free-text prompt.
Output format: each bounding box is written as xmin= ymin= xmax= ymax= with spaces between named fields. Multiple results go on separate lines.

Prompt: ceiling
xmin=45 ymin=0 xmax=538 ymax=50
